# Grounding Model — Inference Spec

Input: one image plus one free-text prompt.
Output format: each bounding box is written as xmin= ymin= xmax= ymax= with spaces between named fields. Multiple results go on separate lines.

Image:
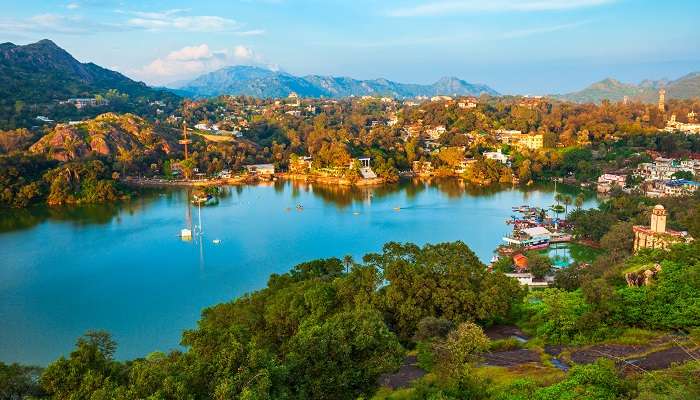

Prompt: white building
xmin=636 ymin=158 xmax=698 ymax=181
xmin=505 ymin=273 xmax=552 ymax=288
xmin=431 ymin=95 xmax=453 ymax=102
xmin=664 ymin=114 xmax=700 ymax=135
xmin=483 ymin=149 xmax=509 ymax=164
xmin=194 ymin=123 xmax=220 ymax=132
xmin=426 ymin=125 xmax=447 ymax=140
xmin=245 ymin=164 xmax=275 ymax=175
xmin=458 ymin=99 xmax=478 ymax=109
xmin=597 ymin=174 xmax=627 ymax=193
xmin=647 ymin=179 xmax=700 ymax=197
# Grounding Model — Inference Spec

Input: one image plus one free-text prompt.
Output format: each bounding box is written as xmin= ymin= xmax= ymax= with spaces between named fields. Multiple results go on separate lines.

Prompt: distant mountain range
xmin=555 ymin=73 xmax=700 ymax=104
xmin=3 ymin=39 xmax=700 ymax=109
xmin=0 ymin=39 xmax=174 ymax=105
xmin=173 ymin=65 xmax=500 ymax=99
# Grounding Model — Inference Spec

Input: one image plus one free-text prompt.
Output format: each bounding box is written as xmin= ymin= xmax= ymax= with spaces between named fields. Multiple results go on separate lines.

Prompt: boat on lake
xmin=192 ymin=191 xmax=214 ymax=205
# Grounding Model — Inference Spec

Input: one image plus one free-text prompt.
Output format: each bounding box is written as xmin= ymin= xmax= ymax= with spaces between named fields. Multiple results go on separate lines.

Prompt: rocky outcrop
xmin=625 ymin=264 xmax=662 ymax=287
xmin=29 ymin=113 xmax=173 ymax=161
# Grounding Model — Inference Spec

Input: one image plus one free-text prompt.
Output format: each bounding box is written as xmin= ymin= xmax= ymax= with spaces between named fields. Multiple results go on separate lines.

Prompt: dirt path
xmin=378 ymin=355 xmax=426 ymax=390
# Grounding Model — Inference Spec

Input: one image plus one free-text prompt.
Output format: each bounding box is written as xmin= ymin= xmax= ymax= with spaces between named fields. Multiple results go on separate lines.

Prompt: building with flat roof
xmin=245 ymin=164 xmax=276 ymax=175
xmin=496 ymin=131 xmax=543 ymax=150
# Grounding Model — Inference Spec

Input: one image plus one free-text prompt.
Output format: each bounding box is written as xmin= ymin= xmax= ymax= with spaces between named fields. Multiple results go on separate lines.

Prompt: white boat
xmin=180 ymin=228 xmax=192 ymax=240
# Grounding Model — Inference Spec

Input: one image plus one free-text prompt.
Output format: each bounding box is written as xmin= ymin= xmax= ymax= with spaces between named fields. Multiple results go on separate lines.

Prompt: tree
xmin=437 ymin=147 xmax=464 ymax=168
xmin=563 ymin=195 xmax=573 ymax=216
xmin=365 ymin=241 xmax=523 ymax=341
xmin=535 ymin=359 xmax=628 ymax=400
xmin=0 ymin=362 xmax=42 ymax=399
xmin=526 ymin=252 xmax=552 ymax=279
xmin=343 ymin=254 xmax=353 ymax=274
xmin=284 ymin=309 xmax=403 ymax=400
xmin=671 ymin=170 xmax=694 ymax=181
xmin=524 ymin=289 xmax=591 ymax=343
xmin=41 ymin=331 xmax=124 ymax=399
xmin=492 ymin=256 xmax=514 ymax=273
xmin=568 ymin=209 xmax=618 ymax=242
xmin=444 ymin=322 xmax=490 ymax=366
xmin=415 ymin=317 xmax=454 ymax=341
xmin=599 ymin=221 xmax=635 ymax=258
xmin=575 ymin=193 xmax=585 ymax=210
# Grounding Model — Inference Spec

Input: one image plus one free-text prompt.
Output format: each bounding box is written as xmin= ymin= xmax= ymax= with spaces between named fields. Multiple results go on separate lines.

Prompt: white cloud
xmin=0 ymin=13 xmax=118 ymax=34
xmin=388 ymin=0 xmax=614 ymax=17
xmin=501 ymin=20 xmax=590 ymax=38
xmin=235 ymin=29 xmax=266 ymax=36
xmin=0 ymin=9 xmax=264 ymax=36
xmin=132 ymin=44 xmax=273 ymax=85
xmin=124 ymin=9 xmax=242 ymax=32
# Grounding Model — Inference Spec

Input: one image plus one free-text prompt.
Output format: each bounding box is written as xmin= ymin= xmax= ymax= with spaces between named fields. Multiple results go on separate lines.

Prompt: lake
xmin=0 ymin=179 xmax=597 ymax=365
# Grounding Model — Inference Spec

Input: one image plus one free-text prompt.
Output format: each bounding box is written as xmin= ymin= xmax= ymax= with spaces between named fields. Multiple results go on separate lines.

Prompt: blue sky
xmin=1 ymin=0 xmax=699 ymax=94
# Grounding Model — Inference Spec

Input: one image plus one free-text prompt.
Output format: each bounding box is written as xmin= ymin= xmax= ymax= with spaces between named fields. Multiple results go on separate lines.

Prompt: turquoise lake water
xmin=0 ymin=179 xmax=597 ymax=365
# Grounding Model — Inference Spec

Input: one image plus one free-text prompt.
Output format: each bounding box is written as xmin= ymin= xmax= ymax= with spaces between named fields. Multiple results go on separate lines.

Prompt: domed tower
xmin=658 ymin=89 xmax=666 ymax=113
xmin=650 ymin=204 xmax=667 ymax=233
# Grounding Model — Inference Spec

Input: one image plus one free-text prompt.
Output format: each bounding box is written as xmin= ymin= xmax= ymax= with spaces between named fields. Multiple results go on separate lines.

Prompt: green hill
xmin=0 ymin=39 xmax=179 ymax=129
xmin=555 ymin=73 xmax=700 ymax=104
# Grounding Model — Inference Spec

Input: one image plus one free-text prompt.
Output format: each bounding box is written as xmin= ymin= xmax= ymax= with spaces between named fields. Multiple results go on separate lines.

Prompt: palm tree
xmin=575 ymin=193 xmax=585 ymax=210
xmin=554 ymin=193 xmax=563 ymax=206
xmin=343 ymin=254 xmax=353 ymax=274
xmin=563 ymin=195 xmax=573 ymax=216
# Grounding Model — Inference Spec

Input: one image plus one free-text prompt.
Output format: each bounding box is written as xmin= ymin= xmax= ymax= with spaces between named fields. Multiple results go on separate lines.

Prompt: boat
xmin=180 ymin=228 xmax=192 ymax=241
xmin=524 ymin=242 xmax=549 ymax=251
xmin=212 ymin=239 xmax=221 ymax=244
xmin=550 ymin=232 xmax=573 ymax=243
xmin=393 ymin=207 xmax=401 ymax=211
xmin=192 ymin=192 xmax=213 ymax=205
xmin=296 ymin=203 xmax=304 ymax=210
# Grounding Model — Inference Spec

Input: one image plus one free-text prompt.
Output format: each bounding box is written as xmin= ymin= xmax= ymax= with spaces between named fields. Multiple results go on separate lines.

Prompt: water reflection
xmin=0 ymin=179 xmax=595 ymax=235
xmin=0 ymin=178 xmax=598 ymax=365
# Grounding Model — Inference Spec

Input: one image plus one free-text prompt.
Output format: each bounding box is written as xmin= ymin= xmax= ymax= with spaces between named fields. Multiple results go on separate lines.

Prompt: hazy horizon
xmin=3 ymin=0 xmax=699 ymax=94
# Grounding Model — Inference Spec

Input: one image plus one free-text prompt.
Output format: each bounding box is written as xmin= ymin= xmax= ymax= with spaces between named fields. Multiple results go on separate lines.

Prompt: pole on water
xmin=197 ymin=201 xmax=203 ymax=236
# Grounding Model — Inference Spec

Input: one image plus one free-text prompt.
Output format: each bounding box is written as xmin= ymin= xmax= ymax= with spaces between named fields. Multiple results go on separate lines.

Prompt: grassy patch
xmin=474 ymin=364 xmax=565 ymax=387
xmin=371 ymin=386 xmax=416 ymax=400
xmin=489 ymin=338 xmax=523 ymax=352
xmin=602 ymin=328 xmax=662 ymax=346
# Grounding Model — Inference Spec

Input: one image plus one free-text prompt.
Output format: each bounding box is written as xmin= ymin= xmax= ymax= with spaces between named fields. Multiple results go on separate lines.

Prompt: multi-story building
xmin=635 ymin=158 xmax=698 ymax=181
xmin=633 ymin=205 xmax=692 ymax=252
xmin=664 ymin=114 xmax=700 ymax=134
xmin=497 ymin=131 xmax=543 ymax=150
xmin=597 ymin=174 xmax=627 ymax=193
xmin=483 ymin=149 xmax=510 ymax=164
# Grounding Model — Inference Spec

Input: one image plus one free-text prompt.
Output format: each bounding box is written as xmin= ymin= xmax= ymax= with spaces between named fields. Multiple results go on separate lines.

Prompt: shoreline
xmin=121 ymin=173 xmax=389 ymax=188
xmin=279 ymin=172 xmax=387 ymax=186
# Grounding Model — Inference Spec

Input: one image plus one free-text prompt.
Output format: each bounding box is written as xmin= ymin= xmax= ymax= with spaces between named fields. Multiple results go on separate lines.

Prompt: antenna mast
xmin=179 ymin=122 xmax=191 ymax=160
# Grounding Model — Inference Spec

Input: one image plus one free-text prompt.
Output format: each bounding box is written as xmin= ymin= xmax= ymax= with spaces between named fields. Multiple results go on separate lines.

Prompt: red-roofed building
xmin=513 ymin=254 xmax=528 ymax=273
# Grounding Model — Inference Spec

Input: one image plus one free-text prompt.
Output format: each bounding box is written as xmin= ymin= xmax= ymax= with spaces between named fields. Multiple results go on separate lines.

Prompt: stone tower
xmin=650 ymin=204 xmax=667 ymax=233
xmin=658 ymin=89 xmax=666 ymax=113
